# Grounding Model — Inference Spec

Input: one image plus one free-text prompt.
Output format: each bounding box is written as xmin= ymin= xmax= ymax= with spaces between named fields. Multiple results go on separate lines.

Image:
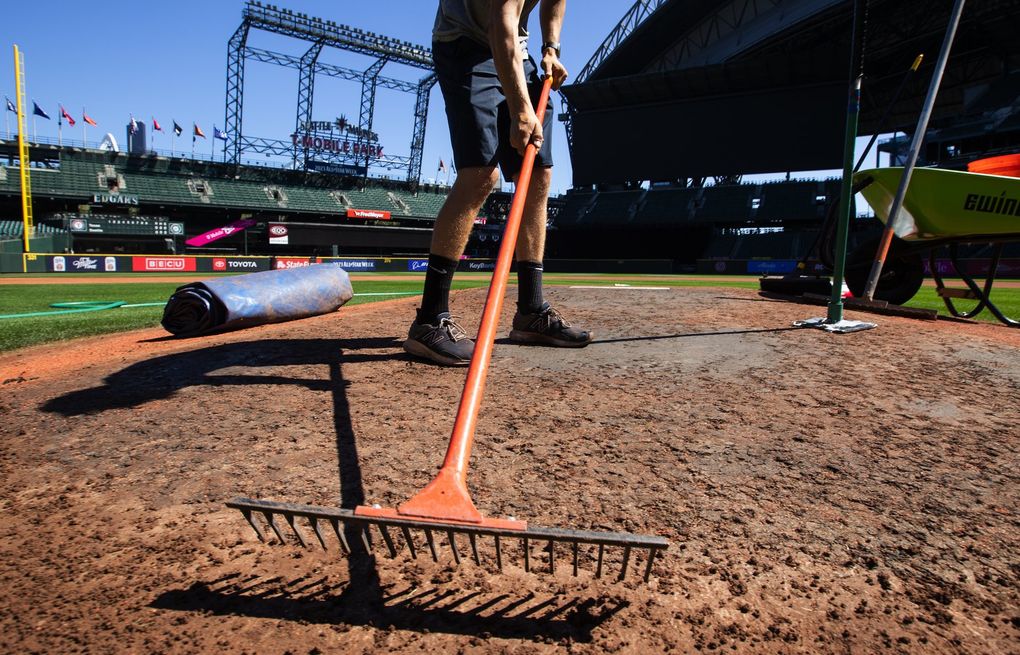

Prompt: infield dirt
xmin=1 ymin=286 xmax=1018 ymax=654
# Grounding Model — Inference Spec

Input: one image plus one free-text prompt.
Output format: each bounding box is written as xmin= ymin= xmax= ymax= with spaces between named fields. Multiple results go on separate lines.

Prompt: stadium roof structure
xmin=225 ymin=2 xmax=436 ymax=183
xmin=561 ymin=0 xmax=1020 ymax=186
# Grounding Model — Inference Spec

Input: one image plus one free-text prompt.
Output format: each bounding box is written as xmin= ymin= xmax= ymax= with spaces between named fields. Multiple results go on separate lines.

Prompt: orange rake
xmin=228 ymin=77 xmax=669 ymax=581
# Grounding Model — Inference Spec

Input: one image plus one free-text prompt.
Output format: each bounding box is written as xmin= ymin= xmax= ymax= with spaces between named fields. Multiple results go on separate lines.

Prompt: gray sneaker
xmin=509 ymin=303 xmax=593 ymax=347
xmin=403 ymin=312 xmax=475 ymax=366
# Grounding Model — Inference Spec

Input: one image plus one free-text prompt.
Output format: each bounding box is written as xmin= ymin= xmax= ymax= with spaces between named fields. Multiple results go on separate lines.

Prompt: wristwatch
xmin=541 ymin=41 xmax=561 ymax=57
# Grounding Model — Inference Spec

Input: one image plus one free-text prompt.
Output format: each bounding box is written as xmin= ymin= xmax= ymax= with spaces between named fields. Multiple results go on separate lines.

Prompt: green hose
xmin=0 ymin=301 xmax=128 ymax=319
xmin=0 ymin=299 xmax=171 ymax=319
xmin=0 ymin=292 xmax=416 ymax=320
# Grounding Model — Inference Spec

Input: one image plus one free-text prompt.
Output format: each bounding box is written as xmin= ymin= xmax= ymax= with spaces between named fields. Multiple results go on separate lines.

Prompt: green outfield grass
xmin=0 ymin=278 xmax=479 ymax=353
xmin=902 ymin=285 xmax=1020 ymax=323
xmin=0 ymin=274 xmax=1017 ymax=353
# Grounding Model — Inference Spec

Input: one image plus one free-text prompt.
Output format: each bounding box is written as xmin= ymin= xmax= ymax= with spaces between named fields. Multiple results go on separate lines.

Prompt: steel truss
xmin=560 ymin=0 xmax=670 ymax=149
xmin=239 ymin=136 xmax=411 ymax=171
xmin=225 ymin=1 xmax=436 ymax=182
xmin=561 ymin=0 xmax=835 ymax=148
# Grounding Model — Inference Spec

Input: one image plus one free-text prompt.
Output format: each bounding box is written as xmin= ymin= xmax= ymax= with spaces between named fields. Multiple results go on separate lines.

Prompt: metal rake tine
xmin=523 ymin=536 xmax=530 ymax=573
xmin=424 ymin=528 xmax=439 ymax=562
xmin=309 ymin=517 xmax=328 ymax=550
xmin=400 ymin=526 xmax=418 ymax=560
xmin=495 ymin=535 xmax=503 ymax=571
xmin=263 ymin=510 xmax=287 ymax=544
xmin=329 ymin=518 xmax=351 ymax=554
xmin=596 ymin=543 xmax=605 ymax=578
xmin=618 ymin=546 xmax=632 ymax=581
xmin=284 ymin=513 xmax=308 ymax=548
xmin=378 ymin=524 xmax=398 ymax=558
xmin=240 ymin=509 xmax=267 ymax=542
xmin=447 ymin=530 xmax=461 ymax=565
xmin=572 ymin=542 xmax=579 ymax=577
xmin=643 ymin=547 xmax=658 ymax=582
xmin=548 ymin=540 xmax=555 ymax=574
xmin=359 ymin=525 xmax=372 ymax=553
xmin=469 ymin=532 xmax=480 ymax=566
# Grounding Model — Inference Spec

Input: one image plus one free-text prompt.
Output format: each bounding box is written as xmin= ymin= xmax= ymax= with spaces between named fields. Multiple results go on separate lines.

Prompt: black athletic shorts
xmin=433 ymin=37 xmax=553 ymax=180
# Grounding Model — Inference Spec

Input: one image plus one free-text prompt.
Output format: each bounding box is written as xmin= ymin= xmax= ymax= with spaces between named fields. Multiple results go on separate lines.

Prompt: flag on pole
xmin=129 ymin=115 xmax=138 ymax=134
xmin=193 ymin=123 xmax=206 ymax=139
xmin=213 ymin=126 xmax=227 ymax=141
xmin=83 ymin=112 xmax=97 ymax=126
xmin=32 ymin=101 xmax=50 ymax=119
xmin=60 ymin=105 xmax=76 ymax=127
xmin=5 ymin=97 xmax=15 ymax=113
xmin=152 ymin=117 xmax=163 ymax=132
xmin=439 ymin=158 xmax=446 ymax=172
xmin=173 ymin=120 xmax=183 ymax=136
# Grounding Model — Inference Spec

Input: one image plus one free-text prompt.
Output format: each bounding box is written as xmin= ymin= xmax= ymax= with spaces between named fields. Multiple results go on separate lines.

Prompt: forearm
xmin=540 ymin=0 xmax=565 ymax=47
xmin=489 ymin=0 xmax=532 ymax=116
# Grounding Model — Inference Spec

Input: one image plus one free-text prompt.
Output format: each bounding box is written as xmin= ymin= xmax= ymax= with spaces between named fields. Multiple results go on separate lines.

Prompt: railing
xmin=0 ymin=136 xmax=436 ymax=182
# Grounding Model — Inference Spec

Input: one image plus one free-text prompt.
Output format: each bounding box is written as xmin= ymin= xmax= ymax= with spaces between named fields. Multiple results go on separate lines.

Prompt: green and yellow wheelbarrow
xmin=849 ymin=164 xmax=1020 ymax=327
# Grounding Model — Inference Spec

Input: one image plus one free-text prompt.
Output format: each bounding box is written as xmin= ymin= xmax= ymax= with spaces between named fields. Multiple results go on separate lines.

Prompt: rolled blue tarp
xmin=161 ymin=264 xmax=354 ymax=337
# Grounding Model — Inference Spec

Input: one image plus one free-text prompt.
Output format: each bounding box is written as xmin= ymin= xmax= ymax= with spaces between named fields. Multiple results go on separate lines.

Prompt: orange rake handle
xmin=361 ymin=77 xmax=554 ymax=529
xmin=440 ymin=77 xmax=553 ymax=480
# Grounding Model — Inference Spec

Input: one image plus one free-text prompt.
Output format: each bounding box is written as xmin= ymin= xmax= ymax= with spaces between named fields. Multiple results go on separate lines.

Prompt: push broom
xmin=228 ymin=77 xmax=669 ymax=582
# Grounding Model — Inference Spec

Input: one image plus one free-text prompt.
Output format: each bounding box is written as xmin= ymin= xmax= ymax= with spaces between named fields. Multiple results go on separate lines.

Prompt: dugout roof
xmin=562 ymin=0 xmax=1020 ymax=185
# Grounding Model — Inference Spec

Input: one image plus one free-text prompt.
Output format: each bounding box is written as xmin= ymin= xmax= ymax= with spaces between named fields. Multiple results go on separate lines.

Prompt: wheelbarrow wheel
xmin=845 ymin=236 xmax=925 ymax=305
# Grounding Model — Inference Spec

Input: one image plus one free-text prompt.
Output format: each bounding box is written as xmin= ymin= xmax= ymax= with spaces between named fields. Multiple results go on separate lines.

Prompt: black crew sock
xmin=516 ymin=260 xmax=545 ymax=314
xmin=417 ymin=253 xmax=459 ymax=324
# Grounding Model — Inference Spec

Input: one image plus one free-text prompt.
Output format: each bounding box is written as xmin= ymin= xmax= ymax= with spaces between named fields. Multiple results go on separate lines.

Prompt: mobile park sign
xmin=292 ymin=115 xmax=384 ymax=159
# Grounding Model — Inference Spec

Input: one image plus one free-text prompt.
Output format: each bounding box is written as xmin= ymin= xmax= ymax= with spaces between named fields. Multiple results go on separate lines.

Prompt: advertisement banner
xmin=186 ymin=219 xmax=257 ymax=247
xmin=319 ymin=258 xmax=377 ymax=271
xmin=131 ymin=256 xmax=198 ymax=272
xmin=307 ymin=160 xmax=367 ymax=177
xmin=273 ymin=257 xmax=315 ymax=270
xmin=208 ymin=257 xmax=271 ymax=273
xmin=268 ymin=224 xmax=289 ymax=245
xmin=407 ymin=259 xmax=429 ymax=272
xmin=746 ymin=259 xmax=798 ymax=274
xmin=347 ymin=209 xmax=391 ymax=220
xmin=50 ymin=255 xmax=99 ymax=272
xmin=462 ymin=260 xmax=496 ymax=272
xmin=924 ymin=258 xmax=1020 ymax=277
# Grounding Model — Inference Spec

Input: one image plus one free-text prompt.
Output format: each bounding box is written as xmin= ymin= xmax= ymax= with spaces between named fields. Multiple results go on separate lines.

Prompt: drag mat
xmin=0 ymin=287 xmax=1018 ymax=653
xmin=160 ymin=264 xmax=354 ymax=337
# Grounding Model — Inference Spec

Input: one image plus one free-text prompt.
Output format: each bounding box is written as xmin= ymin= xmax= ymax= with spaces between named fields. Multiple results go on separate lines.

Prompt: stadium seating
xmin=634 ymin=187 xmax=698 ymax=225
xmin=582 ymin=190 xmax=642 ymax=226
xmin=0 ymin=150 xmax=451 ymax=221
xmin=555 ymin=190 xmax=596 ymax=225
xmin=701 ymin=233 xmax=738 ymax=259
xmin=396 ymin=188 xmax=448 ymax=218
xmin=695 ymin=186 xmax=755 ymax=223
xmin=756 ymin=182 xmax=824 ymax=222
xmin=0 ymin=219 xmax=68 ymax=236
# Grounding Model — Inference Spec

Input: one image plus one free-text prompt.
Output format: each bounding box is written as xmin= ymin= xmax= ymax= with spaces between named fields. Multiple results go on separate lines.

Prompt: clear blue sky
xmin=1 ymin=0 xmax=637 ymax=195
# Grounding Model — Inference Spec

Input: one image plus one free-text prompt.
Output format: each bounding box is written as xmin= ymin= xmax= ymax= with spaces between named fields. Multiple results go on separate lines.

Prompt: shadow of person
xmin=40 ymin=337 xmax=405 ymax=417
xmin=143 ymin=341 xmax=629 ymax=642
xmin=589 ymin=325 xmax=804 ymax=345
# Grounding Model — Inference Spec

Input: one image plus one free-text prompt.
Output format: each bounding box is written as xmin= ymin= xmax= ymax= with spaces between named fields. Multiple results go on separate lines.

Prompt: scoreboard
xmin=68 ymin=216 xmax=185 ymax=237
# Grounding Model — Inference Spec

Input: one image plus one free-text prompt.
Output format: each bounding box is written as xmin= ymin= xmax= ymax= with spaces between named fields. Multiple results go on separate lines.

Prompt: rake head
xmin=227 ymin=497 xmax=669 ymax=582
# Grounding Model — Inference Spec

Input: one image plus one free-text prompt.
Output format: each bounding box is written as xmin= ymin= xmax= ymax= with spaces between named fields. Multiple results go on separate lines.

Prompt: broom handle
xmin=441 ymin=76 xmax=553 ymax=479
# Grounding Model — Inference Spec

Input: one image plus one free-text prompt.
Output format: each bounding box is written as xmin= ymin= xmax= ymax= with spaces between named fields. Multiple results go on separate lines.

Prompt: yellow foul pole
xmin=13 ymin=45 xmax=34 ymax=255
